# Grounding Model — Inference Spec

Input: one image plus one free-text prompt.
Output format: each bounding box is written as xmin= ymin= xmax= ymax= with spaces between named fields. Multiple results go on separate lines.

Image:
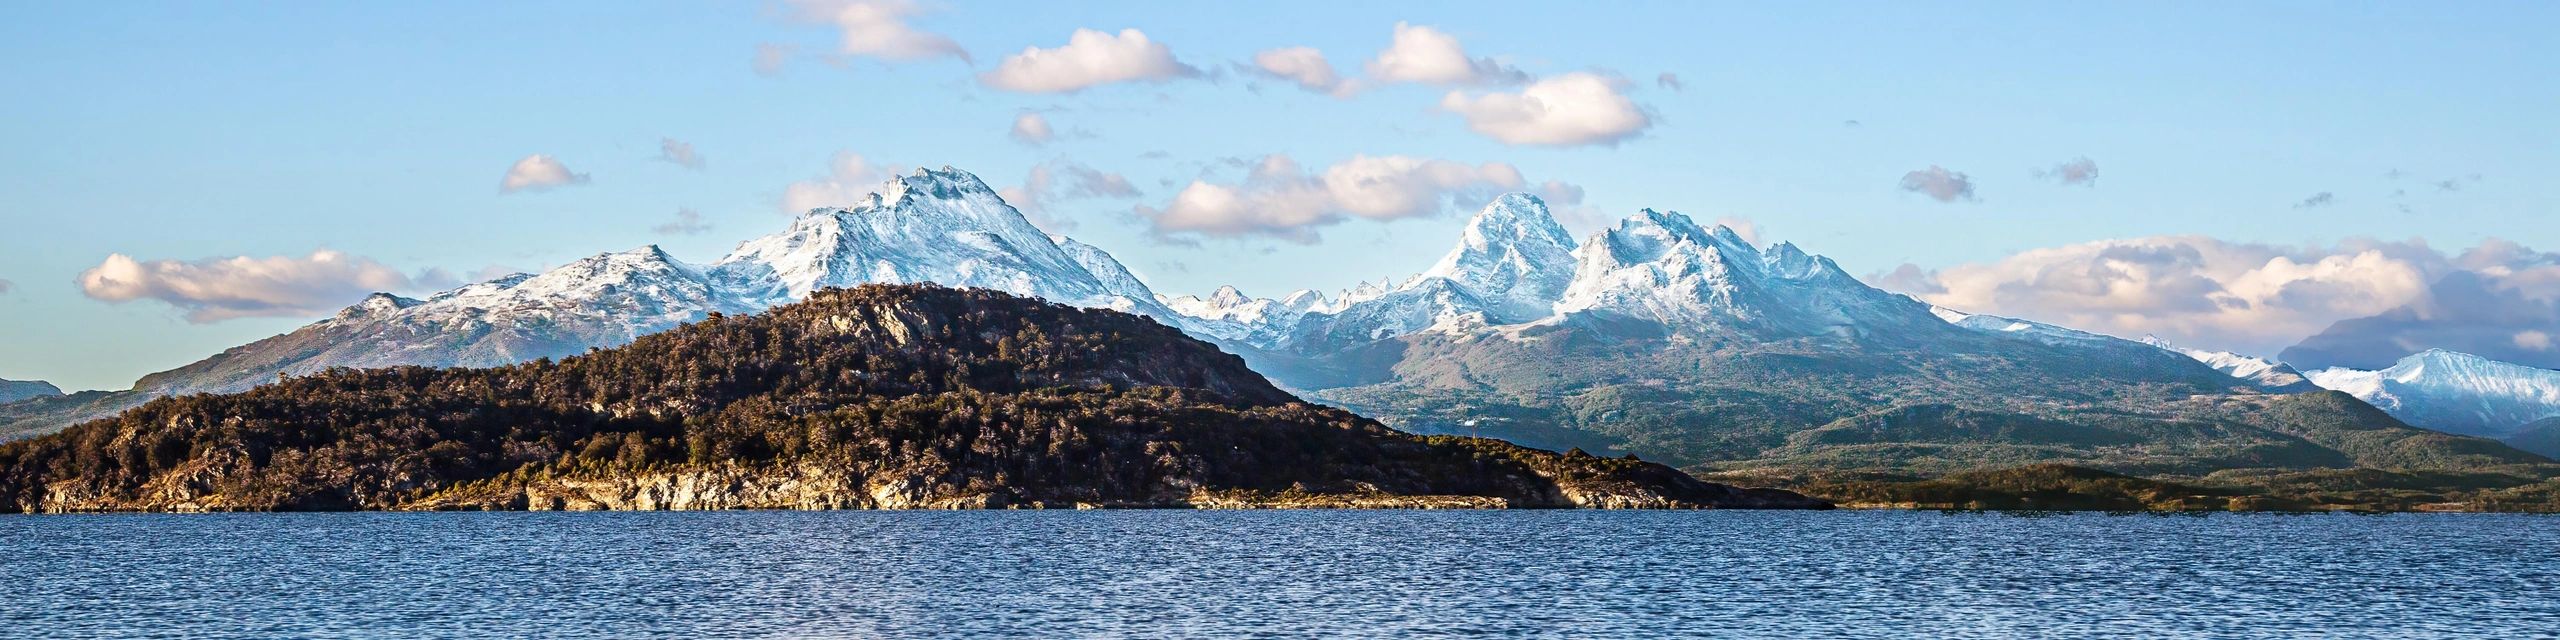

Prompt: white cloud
xmin=1365 ymin=22 xmax=1525 ymax=86
xmin=980 ymin=28 xmax=1199 ymax=94
xmin=652 ymin=208 xmax=711 ymax=236
xmin=784 ymin=0 xmax=968 ymax=63
xmin=1656 ymin=72 xmax=1683 ymax=91
xmin=2037 ymin=157 xmax=2097 ymax=186
xmin=499 ymin=154 xmax=589 ymax=193
xmin=1010 ymin=112 xmax=1054 ymax=145
xmin=997 ymin=160 xmax=1142 ymax=232
xmin=1878 ymin=236 xmax=2560 ymax=356
xmin=1438 ymin=72 xmax=1652 ymax=147
xmin=2516 ymin=330 xmax=2554 ymax=351
xmin=77 ymin=250 xmax=447 ymax=323
xmin=781 ymin=151 xmax=897 ymax=213
xmin=1251 ymin=46 xmax=1346 ymax=95
xmin=1135 ymin=154 xmax=1525 ymax=242
xmin=1898 ymin=165 xmax=1976 ymax=202
xmin=659 ymin=138 xmax=704 ymax=169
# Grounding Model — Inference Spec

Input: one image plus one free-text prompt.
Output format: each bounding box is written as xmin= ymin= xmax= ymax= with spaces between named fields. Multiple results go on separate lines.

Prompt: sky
xmin=1 ymin=1 xmax=2554 ymax=392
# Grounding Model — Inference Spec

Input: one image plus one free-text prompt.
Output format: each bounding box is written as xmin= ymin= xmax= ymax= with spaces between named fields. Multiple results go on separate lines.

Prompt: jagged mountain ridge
xmin=2 ymin=167 xmax=1186 ymax=441
xmin=1189 ymin=194 xmax=2542 ymax=476
xmin=2306 ymin=349 xmax=2560 ymax=438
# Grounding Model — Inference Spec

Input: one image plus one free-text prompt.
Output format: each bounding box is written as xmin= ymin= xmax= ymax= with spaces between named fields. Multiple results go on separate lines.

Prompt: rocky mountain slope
xmin=2306 ymin=350 xmax=2560 ymax=438
xmin=1 ymin=168 xmax=1190 ymax=441
xmin=0 ymin=285 xmax=1823 ymax=513
xmin=1192 ymin=195 xmax=2545 ymax=478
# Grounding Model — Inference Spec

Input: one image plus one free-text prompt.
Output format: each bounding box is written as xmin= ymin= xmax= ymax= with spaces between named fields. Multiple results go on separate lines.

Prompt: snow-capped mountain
xmin=2139 ymin=336 xmax=2319 ymax=392
xmin=2306 ymin=349 xmax=2560 ymax=437
xmin=8 ymin=167 xmax=1185 ymax=438
xmin=712 ymin=168 xmax=1167 ymax=318
xmin=1550 ymin=209 xmax=1939 ymax=340
xmin=1158 ymin=286 xmax=1326 ymax=345
xmin=1274 ymin=194 xmax=1584 ymax=348
xmin=133 ymin=245 xmax=761 ymax=396
xmin=0 ymin=379 xmax=62 ymax=405
xmin=1415 ymin=193 xmax=1579 ymax=324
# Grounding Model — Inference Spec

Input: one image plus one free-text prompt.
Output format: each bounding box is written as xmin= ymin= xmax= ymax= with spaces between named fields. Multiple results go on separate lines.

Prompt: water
xmin=3 ymin=511 xmax=2555 ymax=639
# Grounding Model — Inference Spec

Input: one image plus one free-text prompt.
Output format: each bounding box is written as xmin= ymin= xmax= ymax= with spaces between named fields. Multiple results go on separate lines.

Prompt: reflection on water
xmin=3 ymin=511 xmax=2555 ymax=638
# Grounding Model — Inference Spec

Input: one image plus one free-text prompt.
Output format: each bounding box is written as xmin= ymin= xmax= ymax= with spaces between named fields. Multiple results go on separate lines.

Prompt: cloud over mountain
xmin=1898 ymin=166 xmax=1976 ymax=202
xmin=1250 ymin=47 xmax=1346 ymax=95
xmin=77 ymin=251 xmax=451 ymax=323
xmin=1365 ymin=22 xmax=1525 ymax=86
xmin=1439 ymin=72 xmax=1652 ymax=147
xmin=1135 ymin=154 xmax=1526 ymax=242
xmin=499 ymin=154 xmax=588 ymax=193
xmin=981 ymin=29 xmax=1199 ymax=93
xmin=1880 ymin=235 xmax=2560 ymax=359
xmin=1009 ymin=112 xmax=1054 ymax=145
xmin=783 ymin=0 xmax=968 ymax=63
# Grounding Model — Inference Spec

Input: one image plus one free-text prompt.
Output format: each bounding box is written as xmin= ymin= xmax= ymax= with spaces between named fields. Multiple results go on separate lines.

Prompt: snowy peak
xmin=1416 ymin=193 xmax=1579 ymax=324
xmin=337 ymin=292 xmax=423 ymax=320
xmin=1552 ymin=209 xmax=1929 ymax=338
xmin=1159 ymin=285 xmax=1324 ymax=346
xmin=1051 ymin=235 xmax=1155 ymax=302
xmin=2308 ymin=349 xmax=2560 ymax=437
xmin=2138 ymin=335 xmax=2319 ymax=392
xmin=711 ymin=167 xmax=1150 ymax=317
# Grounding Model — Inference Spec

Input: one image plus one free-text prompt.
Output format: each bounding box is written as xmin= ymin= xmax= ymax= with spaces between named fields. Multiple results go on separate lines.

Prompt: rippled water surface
xmin=4 ymin=511 xmax=2557 ymax=638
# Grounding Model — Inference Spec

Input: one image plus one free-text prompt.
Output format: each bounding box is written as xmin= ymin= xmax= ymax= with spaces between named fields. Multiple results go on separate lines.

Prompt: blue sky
xmin=2 ymin=1 xmax=2554 ymax=391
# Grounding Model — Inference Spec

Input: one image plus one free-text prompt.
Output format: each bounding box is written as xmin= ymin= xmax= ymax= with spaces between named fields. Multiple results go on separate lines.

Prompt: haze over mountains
xmin=8 ymin=166 xmax=2557 ymax=483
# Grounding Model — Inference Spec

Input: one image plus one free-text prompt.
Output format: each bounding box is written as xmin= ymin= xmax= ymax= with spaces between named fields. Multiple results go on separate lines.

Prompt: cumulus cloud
xmin=1439 ymin=72 xmax=1652 ymax=147
xmin=1898 ymin=165 xmax=1976 ymax=202
xmin=2295 ymin=192 xmax=2335 ymax=209
xmin=1878 ymin=235 xmax=2560 ymax=360
xmin=1656 ymin=72 xmax=1683 ymax=91
xmin=2036 ymin=157 xmax=2098 ymax=186
xmin=77 ymin=251 xmax=450 ymax=323
xmin=659 ymin=138 xmax=703 ymax=169
xmin=781 ymin=151 xmax=897 ymax=213
xmin=1009 ymin=112 xmax=1054 ymax=145
xmin=2516 ymin=330 xmax=2554 ymax=351
xmin=980 ymin=28 xmax=1199 ymax=94
xmin=652 ymin=208 xmax=711 ymax=236
xmin=499 ymin=154 xmax=589 ymax=193
xmin=1250 ymin=46 xmax=1346 ymax=95
xmin=1365 ymin=22 xmax=1525 ymax=86
xmin=783 ymin=0 xmax=968 ymax=63
xmin=1135 ymin=154 xmax=1526 ymax=243
xmin=997 ymin=160 xmax=1141 ymax=231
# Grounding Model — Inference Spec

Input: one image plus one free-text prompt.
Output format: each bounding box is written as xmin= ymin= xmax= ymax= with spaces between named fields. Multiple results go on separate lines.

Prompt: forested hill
xmin=0 ymin=285 xmax=1823 ymax=512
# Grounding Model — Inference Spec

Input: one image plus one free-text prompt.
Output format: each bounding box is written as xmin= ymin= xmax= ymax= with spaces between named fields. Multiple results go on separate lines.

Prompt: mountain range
xmin=1178 ymin=193 xmax=2541 ymax=479
xmin=11 ymin=165 xmax=2554 ymax=498
xmin=2 ymin=168 xmax=1187 ymax=440
xmin=0 ymin=285 xmax=1821 ymax=511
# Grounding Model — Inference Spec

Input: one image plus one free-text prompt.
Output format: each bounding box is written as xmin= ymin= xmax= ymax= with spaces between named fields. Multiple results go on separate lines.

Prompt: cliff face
xmin=0 ymin=285 xmax=1824 ymax=512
